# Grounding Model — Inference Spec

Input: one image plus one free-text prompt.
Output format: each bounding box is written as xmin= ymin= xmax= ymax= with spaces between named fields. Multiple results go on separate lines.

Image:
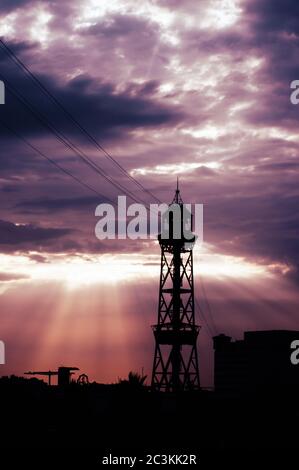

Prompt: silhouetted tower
xmin=151 ymin=183 xmax=200 ymax=392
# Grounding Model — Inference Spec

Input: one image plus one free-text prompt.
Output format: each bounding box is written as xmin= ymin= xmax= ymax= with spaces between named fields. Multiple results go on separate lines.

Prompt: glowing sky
xmin=0 ymin=0 xmax=299 ymax=386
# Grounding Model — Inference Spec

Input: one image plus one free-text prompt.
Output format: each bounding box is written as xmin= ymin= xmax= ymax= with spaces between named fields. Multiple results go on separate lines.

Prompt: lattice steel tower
xmin=151 ymin=184 xmax=200 ymax=392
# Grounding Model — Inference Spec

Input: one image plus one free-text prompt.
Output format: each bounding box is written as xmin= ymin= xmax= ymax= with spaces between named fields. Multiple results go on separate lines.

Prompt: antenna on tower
xmin=172 ymin=177 xmax=183 ymax=205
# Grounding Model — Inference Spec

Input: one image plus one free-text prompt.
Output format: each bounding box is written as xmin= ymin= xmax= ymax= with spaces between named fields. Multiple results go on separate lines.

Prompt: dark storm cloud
xmin=204 ymin=185 xmax=299 ymax=280
xmin=0 ymin=0 xmax=36 ymax=14
xmin=85 ymin=14 xmax=159 ymax=38
xmin=0 ymin=0 xmax=298 ymax=276
xmin=258 ymin=161 xmax=299 ymax=172
xmin=0 ymin=219 xmax=72 ymax=252
xmin=0 ymin=218 xmax=150 ymax=256
xmin=247 ymin=0 xmax=299 ymax=35
xmin=241 ymin=90 xmax=299 ymax=128
xmin=238 ymin=0 xmax=299 ymax=127
xmin=0 ymin=183 xmax=20 ymax=193
xmin=82 ymin=13 xmax=168 ymax=65
xmin=0 ymin=39 xmax=183 ymax=143
xmin=15 ymin=196 xmax=105 ymax=213
xmin=27 ymin=253 xmax=48 ymax=263
xmin=0 ymin=137 xmax=59 ymax=178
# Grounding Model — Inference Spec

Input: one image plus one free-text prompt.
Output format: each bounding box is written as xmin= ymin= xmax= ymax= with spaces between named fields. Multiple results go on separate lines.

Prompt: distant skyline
xmin=0 ymin=0 xmax=299 ymax=386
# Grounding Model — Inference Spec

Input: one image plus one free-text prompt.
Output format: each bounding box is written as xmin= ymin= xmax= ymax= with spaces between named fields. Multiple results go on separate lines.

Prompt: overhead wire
xmin=195 ymin=297 xmax=216 ymax=339
xmin=197 ymin=275 xmax=218 ymax=337
xmin=0 ymin=118 xmax=115 ymax=203
xmin=0 ymin=41 xmax=218 ymax=334
xmin=0 ymin=75 xmax=152 ymax=208
xmin=0 ymin=37 xmax=162 ymax=204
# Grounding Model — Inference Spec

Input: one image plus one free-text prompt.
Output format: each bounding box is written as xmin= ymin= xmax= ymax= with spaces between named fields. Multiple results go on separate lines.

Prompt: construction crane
xmin=24 ymin=370 xmax=57 ymax=386
xmin=24 ymin=367 xmax=79 ymax=387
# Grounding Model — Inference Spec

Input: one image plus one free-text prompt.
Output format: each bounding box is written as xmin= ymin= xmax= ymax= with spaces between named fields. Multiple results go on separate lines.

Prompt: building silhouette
xmin=213 ymin=330 xmax=299 ymax=393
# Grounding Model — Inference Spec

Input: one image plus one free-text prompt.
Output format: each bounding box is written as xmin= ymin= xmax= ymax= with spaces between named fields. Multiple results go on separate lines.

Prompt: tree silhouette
xmin=118 ymin=371 xmax=147 ymax=389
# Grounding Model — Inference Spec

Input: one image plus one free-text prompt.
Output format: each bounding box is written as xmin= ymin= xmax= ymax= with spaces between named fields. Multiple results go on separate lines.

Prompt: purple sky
xmin=0 ymin=0 xmax=299 ymax=386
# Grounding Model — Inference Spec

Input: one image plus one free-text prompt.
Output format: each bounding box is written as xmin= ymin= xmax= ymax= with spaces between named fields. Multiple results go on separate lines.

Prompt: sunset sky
xmin=0 ymin=0 xmax=298 ymax=386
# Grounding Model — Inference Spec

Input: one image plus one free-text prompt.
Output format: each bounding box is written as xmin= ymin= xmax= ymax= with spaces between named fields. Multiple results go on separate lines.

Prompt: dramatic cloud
xmin=0 ymin=219 xmax=73 ymax=252
xmin=0 ymin=0 xmax=36 ymax=14
xmin=1 ymin=0 xmax=298 ymax=268
xmin=0 ymin=42 xmax=183 ymax=141
xmin=0 ymin=271 xmax=29 ymax=281
xmin=0 ymin=0 xmax=299 ymax=384
xmin=15 ymin=196 xmax=104 ymax=212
